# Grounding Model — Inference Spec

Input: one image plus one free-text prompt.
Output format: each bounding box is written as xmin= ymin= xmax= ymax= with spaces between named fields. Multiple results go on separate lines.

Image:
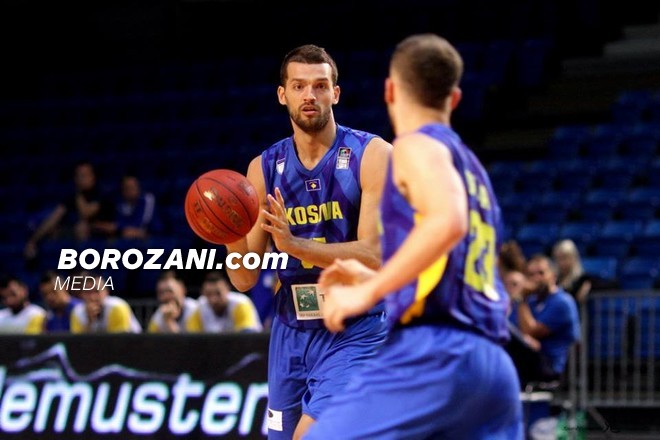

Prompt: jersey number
xmin=464 ymin=210 xmax=496 ymax=298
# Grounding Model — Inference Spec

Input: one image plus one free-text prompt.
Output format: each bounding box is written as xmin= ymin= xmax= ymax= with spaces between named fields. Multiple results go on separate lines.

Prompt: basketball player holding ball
xmin=224 ymin=44 xmax=392 ymax=440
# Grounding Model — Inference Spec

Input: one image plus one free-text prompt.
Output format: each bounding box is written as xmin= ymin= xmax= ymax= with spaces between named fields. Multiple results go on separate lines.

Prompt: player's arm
xmin=263 ymin=137 xmax=392 ymax=270
xmin=225 ymin=155 xmax=272 ymax=292
xmin=355 ymin=135 xmax=467 ymax=297
xmin=323 ymin=135 xmax=468 ymax=330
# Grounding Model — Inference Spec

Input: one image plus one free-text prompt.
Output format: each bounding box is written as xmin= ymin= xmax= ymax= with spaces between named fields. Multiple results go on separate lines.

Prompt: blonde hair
xmin=552 ymin=239 xmax=584 ymax=289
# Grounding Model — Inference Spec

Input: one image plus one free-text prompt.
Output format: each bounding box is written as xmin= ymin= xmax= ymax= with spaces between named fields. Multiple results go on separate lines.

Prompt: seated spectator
xmin=70 ymin=272 xmax=142 ymax=333
xmin=39 ymin=270 xmax=82 ymax=332
xmin=147 ymin=271 xmax=198 ymax=333
xmin=96 ymin=173 xmax=163 ymax=240
xmin=552 ymin=239 xmax=592 ymax=305
xmin=24 ymin=160 xmax=114 ymax=258
xmin=0 ymin=274 xmax=46 ymax=334
xmin=187 ymin=271 xmax=262 ymax=333
xmin=509 ymin=254 xmax=581 ymax=385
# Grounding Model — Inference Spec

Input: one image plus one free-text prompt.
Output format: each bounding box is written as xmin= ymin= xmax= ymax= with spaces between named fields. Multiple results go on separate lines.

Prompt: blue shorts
xmin=266 ymin=313 xmax=387 ymax=439
xmin=304 ymin=324 xmax=524 ymax=440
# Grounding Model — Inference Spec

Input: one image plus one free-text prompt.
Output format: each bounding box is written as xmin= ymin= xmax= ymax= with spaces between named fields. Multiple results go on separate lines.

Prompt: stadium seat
xmin=558 ymin=222 xmax=600 ymax=250
xmin=611 ymin=89 xmax=653 ymax=124
xmin=620 ymin=257 xmax=660 ymax=279
xmin=515 ymin=223 xmax=560 ymax=256
xmin=632 ymin=220 xmax=660 ymax=257
xmin=582 ymin=257 xmax=618 ymax=282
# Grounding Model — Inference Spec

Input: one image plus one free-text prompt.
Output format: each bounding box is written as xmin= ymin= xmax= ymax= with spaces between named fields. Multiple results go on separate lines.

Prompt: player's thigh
xmin=267 ymin=320 xmax=308 ymax=439
xmin=303 ymin=314 xmax=387 ymax=419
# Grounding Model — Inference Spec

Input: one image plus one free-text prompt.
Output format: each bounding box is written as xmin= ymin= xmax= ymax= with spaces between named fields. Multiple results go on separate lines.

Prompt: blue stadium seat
xmin=546 ymin=125 xmax=591 ymax=159
xmin=482 ymin=39 xmax=516 ymax=86
xmin=515 ymin=38 xmax=553 ymax=89
xmin=619 ymin=257 xmax=660 ymax=288
xmin=632 ymin=220 xmax=660 ymax=258
xmin=582 ymin=257 xmax=618 ymax=282
xmin=611 ymin=90 xmax=653 ymax=124
xmin=558 ymin=222 xmax=600 ymax=250
xmin=515 ymin=223 xmax=559 ymax=256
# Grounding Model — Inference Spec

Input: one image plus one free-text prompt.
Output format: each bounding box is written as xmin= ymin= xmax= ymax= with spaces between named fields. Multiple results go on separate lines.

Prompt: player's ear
xmin=384 ymin=78 xmax=394 ymax=104
xmin=277 ymin=86 xmax=286 ymax=106
xmin=450 ymin=86 xmax=462 ymax=110
xmin=333 ymin=85 xmax=340 ymax=105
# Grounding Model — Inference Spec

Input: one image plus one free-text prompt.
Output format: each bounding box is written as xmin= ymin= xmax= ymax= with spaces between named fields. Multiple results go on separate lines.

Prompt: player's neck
xmin=392 ymin=104 xmax=450 ymax=136
xmin=292 ymin=123 xmax=337 ymax=169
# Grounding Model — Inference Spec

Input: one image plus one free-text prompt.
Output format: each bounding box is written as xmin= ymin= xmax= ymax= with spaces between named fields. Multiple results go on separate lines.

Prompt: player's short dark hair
xmin=390 ymin=33 xmax=463 ymax=108
xmin=280 ymin=44 xmax=339 ymax=86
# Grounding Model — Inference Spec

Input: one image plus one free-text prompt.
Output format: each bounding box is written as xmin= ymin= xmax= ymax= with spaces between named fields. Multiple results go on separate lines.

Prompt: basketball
xmin=184 ymin=169 xmax=260 ymax=245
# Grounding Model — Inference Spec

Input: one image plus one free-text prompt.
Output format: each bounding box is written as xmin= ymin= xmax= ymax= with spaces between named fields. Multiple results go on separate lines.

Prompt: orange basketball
xmin=184 ymin=169 xmax=260 ymax=245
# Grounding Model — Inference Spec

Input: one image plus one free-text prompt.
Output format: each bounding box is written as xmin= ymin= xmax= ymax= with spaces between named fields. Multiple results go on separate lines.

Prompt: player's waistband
xmin=392 ymin=315 xmax=498 ymax=343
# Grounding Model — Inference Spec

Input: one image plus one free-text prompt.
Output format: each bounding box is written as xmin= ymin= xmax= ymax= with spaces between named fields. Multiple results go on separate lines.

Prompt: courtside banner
xmin=0 ymin=334 xmax=269 ymax=439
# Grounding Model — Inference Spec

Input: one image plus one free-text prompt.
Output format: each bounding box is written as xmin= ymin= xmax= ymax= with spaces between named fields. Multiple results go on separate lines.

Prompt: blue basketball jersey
xmin=379 ymin=123 xmax=510 ymax=343
xmin=262 ymin=124 xmax=382 ymax=329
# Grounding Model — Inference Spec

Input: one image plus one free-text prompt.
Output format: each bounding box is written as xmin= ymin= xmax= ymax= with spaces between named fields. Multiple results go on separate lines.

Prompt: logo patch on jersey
xmin=267 ymin=408 xmax=283 ymax=431
xmin=336 ymin=147 xmax=351 ymax=169
xmin=305 ymin=179 xmax=321 ymax=191
xmin=276 ymin=158 xmax=285 ymax=175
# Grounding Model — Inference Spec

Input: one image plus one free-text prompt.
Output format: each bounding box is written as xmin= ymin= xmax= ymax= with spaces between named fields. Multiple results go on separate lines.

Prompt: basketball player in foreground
xmin=304 ymin=34 xmax=523 ymax=439
xmin=224 ymin=44 xmax=392 ymax=439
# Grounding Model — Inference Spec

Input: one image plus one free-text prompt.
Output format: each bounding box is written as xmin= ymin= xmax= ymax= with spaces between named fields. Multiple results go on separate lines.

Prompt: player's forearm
xmin=366 ymin=216 xmax=465 ymax=304
xmin=225 ymin=238 xmax=261 ymax=291
xmin=285 ymin=236 xmax=381 ymax=270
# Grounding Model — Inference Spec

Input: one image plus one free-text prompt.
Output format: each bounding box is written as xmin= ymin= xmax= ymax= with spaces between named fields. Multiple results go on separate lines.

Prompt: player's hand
xmin=261 ymin=187 xmax=295 ymax=253
xmin=319 ymin=258 xmax=376 ymax=289
xmin=323 ymin=282 xmax=377 ymax=332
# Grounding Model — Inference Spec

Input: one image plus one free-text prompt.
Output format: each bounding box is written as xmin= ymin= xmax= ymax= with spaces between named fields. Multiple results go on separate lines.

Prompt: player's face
xmin=279 ymin=62 xmax=339 ymax=133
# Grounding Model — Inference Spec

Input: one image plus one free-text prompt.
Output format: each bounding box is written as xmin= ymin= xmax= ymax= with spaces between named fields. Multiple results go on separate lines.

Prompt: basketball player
xmin=304 ymin=34 xmax=523 ymax=439
xmin=224 ymin=44 xmax=392 ymax=439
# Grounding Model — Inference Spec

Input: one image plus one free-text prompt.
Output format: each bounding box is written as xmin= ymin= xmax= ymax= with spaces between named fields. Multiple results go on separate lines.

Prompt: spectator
xmin=552 ymin=239 xmax=592 ymax=304
xmin=187 ymin=271 xmax=262 ymax=333
xmin=0 ymin=274 xmax=46 ymax=334
xmin=147 ymin=271 xmax=198 ymax=333
xmin=38 ymin=270 xmax=82 ymax=332
xmin=24 ymin=161 xmax=114 ymax=259
xmin=96 ymin=173 xmax=163 ymax=240
xmin=70 ymin=272 xmax=142 ymax=333
xmin=509 ymin=254 xmax=580 ymax=384
xmin=499 ymin=239 xmax=527 ymax=276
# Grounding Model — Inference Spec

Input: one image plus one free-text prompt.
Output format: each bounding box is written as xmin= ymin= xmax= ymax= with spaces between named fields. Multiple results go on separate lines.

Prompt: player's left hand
xmin=319 ymin=258 xmax=376 ymax=289
xmin=323 ymin=282 xmax=376 ymax=332
xmin=261 ymin=187 xmax=295 ymax=252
